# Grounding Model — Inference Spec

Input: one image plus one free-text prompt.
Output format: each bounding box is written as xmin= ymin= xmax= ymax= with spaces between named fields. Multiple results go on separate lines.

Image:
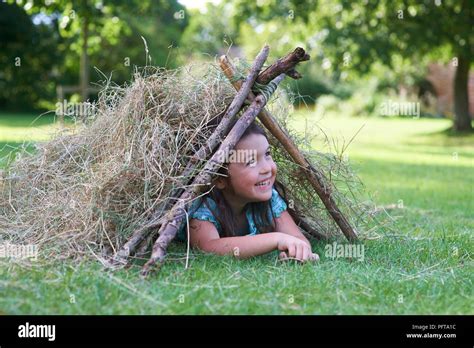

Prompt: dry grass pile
xmin=0 ymin=60 xmax=382 ymax=262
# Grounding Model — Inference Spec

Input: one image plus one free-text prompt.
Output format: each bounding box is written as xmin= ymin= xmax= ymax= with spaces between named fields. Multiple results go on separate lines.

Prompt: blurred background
xmin=0 ymin=0 xmax=472 ymax=164
xmin=1 ymin=0 xmax=472 ymax=126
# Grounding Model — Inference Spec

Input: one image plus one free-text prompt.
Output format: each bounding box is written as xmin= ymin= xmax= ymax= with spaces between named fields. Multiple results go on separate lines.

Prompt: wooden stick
xmin=110 ymin=45 xmax=270 ymax=266
xmin=287 ymin=208 xmax=327 ymax=241
xmin=256 ymin=47 xmax=310 ymax=85
xmin=180 ymin=44 xmax=269 ymax=174
xmin=273 ymin=179 xmax=327 ymax=240
xmin=219 ymin=55 xmax=358 ymax=241
xmin=141 ymin=75 xmax=286 ymax=277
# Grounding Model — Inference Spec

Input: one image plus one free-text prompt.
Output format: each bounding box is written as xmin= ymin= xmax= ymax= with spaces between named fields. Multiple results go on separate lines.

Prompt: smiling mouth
xmin=255 ymin=179 xmax=271 ymax=187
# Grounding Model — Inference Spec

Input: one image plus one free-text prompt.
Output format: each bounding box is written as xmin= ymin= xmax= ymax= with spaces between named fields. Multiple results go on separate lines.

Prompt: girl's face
xmin=216 ymin=133 xmax=277 ymax=205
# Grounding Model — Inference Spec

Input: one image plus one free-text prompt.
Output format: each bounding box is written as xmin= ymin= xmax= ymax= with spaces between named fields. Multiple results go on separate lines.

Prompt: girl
xmin=177 ymin=121 xmax=319 ymax=263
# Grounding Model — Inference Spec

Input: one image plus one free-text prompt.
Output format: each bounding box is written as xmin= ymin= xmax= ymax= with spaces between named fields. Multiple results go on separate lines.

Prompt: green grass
xmin=0 ymin=112 xmax=63 ymax=168
xmin=0 ymin=111 xmax=472 ymax=314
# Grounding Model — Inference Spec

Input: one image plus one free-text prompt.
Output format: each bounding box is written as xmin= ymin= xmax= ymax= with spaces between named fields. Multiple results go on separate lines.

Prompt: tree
xmin=233 ymin=0 xmax=473 ymax=131
xmin=180 ymin=2 xmax=239 ymax=59
xmin=0 ymin=2 xmax=62 ymax=110
xmin=13 ymin=0 xmax=187 ymax=102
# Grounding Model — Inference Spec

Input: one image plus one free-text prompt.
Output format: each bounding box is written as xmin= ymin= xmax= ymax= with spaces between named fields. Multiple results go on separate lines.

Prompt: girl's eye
xmin=266 ymin=150 xmax=271 ymax=157
xmin=246 ymin=158 xmax=256 ymax=166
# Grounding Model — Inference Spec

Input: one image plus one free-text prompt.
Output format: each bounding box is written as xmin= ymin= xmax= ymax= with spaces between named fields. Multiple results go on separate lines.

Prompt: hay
xmin=0 ymin=59 xmax=382 ymax=263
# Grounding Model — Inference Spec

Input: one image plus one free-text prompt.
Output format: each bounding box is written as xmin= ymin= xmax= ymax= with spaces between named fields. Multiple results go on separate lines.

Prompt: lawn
xmin=0 ymin=111 xmax=472 ymax=314
xmin=0 ymin=112 xmax=63 ymax=168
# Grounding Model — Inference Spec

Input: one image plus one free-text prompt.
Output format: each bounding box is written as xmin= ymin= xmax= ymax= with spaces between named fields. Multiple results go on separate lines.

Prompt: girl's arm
xmin=190 ymin=218 xmax=316 ymax=260
xmin=189 ymin=219 xmax=283 ymax=259
xmin=274 ymin=210 xmax=311 ymax=247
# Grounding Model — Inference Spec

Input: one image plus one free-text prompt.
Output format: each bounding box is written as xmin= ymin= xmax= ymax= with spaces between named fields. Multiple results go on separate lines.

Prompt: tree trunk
xmin=80 ymin=15 xmax=89 ymax=102
xmin=453 ymin=54 xmax=472 ymax=132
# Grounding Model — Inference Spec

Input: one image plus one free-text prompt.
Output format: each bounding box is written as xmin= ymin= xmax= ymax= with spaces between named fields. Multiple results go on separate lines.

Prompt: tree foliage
xmin=233 ymin=0 xmax=473 ymax=130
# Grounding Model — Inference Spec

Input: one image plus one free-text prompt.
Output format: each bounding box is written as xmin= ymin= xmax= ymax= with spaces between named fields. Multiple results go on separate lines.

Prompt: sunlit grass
xmin=0 ymin=112 xmax=61 ymax=142
xmin=0 ymin=112 xmax=72 ymax=167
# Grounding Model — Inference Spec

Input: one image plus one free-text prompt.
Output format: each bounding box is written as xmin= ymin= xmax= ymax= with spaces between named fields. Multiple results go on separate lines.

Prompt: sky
xmin=178 ymin=0 xmax=221 ymax=11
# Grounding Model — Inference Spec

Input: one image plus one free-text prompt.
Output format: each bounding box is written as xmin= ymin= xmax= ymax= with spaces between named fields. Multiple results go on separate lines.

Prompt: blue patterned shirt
xmin=176 ymin=187 xmax=287 ymax=242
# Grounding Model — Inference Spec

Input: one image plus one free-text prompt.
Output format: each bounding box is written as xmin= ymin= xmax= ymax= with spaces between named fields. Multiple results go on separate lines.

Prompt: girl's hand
xmin=278 ymin=251 xmax=319 ymax=263
xmin=276 ymin=233 xmax=319 ymax=263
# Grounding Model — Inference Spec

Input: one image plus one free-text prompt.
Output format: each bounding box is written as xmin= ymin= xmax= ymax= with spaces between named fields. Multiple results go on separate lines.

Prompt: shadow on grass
xmin=400 ymin=124 xmax=474 ymax=155
xmin=0 ymin=112 xmax=76 ymax=128
xmin=0 ymin=112 xmax=58 ymax=128
xmin=413 ymin=124 xmax=474 ymax=139
xmin=392 ymin=143 xmax=474 ymax=159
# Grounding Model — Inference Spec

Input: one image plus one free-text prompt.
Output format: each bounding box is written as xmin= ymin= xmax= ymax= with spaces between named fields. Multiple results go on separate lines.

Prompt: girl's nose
xmin=259 ymin=158 xmax=272 ymax=174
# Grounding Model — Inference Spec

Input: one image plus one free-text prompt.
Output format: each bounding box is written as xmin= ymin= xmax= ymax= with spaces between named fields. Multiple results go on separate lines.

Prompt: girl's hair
xmin=192 ymin=121 xmax=289 ymax=237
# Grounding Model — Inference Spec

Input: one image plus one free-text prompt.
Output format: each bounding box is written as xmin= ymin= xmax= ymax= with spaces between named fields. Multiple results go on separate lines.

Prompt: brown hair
xmin=192 ymin=121 xmax=288 ymax=237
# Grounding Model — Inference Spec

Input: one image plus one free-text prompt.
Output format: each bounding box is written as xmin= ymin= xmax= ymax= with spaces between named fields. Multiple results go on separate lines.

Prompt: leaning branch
xmin=141 ymin=75 xmax=285 ymax=276
xmin=110 ymin=45 xmax=270 ymax=266
xmin=256 ymin=47 xmax=310 ymax=85
xmin=219 ymin=55 xmax=358 ymax=242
